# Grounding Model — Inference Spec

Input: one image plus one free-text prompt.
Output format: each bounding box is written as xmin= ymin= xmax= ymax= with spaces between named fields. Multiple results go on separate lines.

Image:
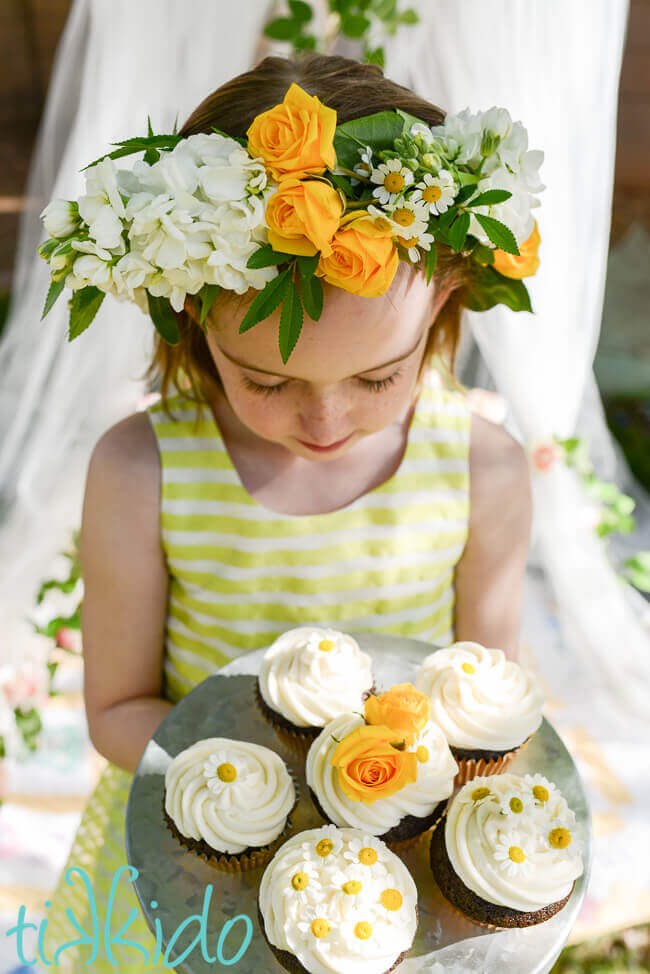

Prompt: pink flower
xmin=0 ymin=661 xmax=48 ymax=712
xmin=55 ymin=627 xmax=82 ymax=653
xmin=531 ymin=442 xmax=559 ymax=472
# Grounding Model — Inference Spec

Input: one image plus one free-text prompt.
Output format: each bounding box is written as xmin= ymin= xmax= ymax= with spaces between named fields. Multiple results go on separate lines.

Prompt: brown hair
xmin=145 ymin=53 xmax=471 ymax=411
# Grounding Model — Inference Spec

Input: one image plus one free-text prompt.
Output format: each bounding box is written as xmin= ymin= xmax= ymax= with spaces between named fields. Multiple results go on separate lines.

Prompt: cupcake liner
xmin=452 ymin=733 xmax=534 ymax=787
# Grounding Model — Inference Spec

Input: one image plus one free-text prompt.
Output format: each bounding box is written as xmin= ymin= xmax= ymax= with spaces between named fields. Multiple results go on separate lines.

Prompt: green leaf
xmin=340 ymin=12 xmax=371 ymax=37
xmin=210 ymin=126 xmax=247 ymax=147
xmin=448 ymin=211 xmax=470 ymax=252
xmin=373 ymin=0 xmax=397 ymax=17
xmin=453 ymin=183 xmax=480 ymax=206
xmin=300 ymin=273 xmax=323 ymax=321
xmin=38 ymin=238 xmax=59 ymax=260
xmin=294 ymin=33 xmax=317 ymax=50
xmin=81 ymin=134 xmax=181 ymax=171
xmin=364 ymin=46 xmax=385 ymax=68
xmin=467 ymin=189 xmax=512 ymax=207
xmin=68 ymin=287 xmax=105 ymax=341
xmin=424 ymin=244 xmax=438 ymax=285
xmin=334 ymin=111 xmax=404 ymax=171
xmin=474 ymin=214 xmax=519 ymax=255
xmin=199 ymin=283 xmax=221 ymax=327
xmin=296 ymin=254 xmax=320 ymax=279
xmin=398 ymin=8 xmax=419 ymax=24
xmin=239 ymin=269 xmax=292 ymax=334
xmin=328 ymin=171 xmax=356 ymax=196
xmin=246 ymin=245 xmax=294 ymax=269
xmin=41 ymin=278 xmax=66 ymax=320
xmin=463 ymin=264 xmax=532 ymax=313
xmin=143 ymin=116 xmax=159 ymax=161
xmin=279 ymin=280 xmax=304 ymax=364
xmin=288 ymin=0 xmax=313 ymax=22
xmin=469 ymin=241 xmax=495 ymax=265
xmin=395 ymin=107 xmax=427 ymax=136
xmin=437 ymin=207 xmax=457 ymax=232
xmin=264 ymin=16 xmax=301 ymax=40
xmin=146 ymin=292 xmax=180 ymax=345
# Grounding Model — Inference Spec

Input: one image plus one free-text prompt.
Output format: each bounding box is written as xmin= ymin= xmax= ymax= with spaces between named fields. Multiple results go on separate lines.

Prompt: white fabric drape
xmin=0 ymin=0 xmax=273 ymax=660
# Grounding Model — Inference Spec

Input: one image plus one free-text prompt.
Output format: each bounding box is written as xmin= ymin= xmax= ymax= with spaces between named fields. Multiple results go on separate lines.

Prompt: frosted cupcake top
xmin=444 ymin=773 xmax=584 ymax=912
xmin=415 ymin=641 xmax=544 ymax=751
xmin=259 ymin=825 xmax=417 ymax=974
xmin=306 ymin=684 xmax=457 ymax=835
xmin=258 ymin=626 xmax=374 ymax=728
xmin=164 ymin=738 xmax=295 ymax=854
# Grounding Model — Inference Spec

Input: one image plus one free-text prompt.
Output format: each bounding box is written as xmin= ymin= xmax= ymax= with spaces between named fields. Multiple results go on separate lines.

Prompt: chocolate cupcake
xmin=430 ymin=773 xmax=584 ymax=928
xmin=256 ymin=626 xmax=374 ymax=752
xmin=258 ymin=825 xmax=418 ymax=973
xmin=306 ymin=684 xmax=457 ymax=845
xmin=415 ymin=641 xmax=544 ymax=784
xmin=163 ymin=737 xmax=296 ymax=871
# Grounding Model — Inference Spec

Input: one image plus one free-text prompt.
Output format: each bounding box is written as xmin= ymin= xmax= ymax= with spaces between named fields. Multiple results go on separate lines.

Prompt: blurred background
xmin=0 ymin=2 xmax=648 ymax=972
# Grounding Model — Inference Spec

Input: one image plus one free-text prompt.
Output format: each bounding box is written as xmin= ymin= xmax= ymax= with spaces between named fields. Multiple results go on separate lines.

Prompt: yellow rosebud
xmin=364 ymin=683 xmax=430 ymax=746
xmin=247 ymin=83 xmax=337 ymax=181
xmin=317 ymin=211 xmax=399 ymax=298
xmin=330 ymin=723 xmax=418 ymax=804
xmin=265 ymin=177 xmax=343 ymax=257
xmin=492 ymin=221 xmax=541 ymax=279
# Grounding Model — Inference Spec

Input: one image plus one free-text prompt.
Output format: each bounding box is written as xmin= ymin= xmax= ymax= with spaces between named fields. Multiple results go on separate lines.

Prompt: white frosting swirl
xmin=444 ymin=773 xmax=584 ymax=912
xmin=306 ymin=713 xmax=457 ymax=835
xmin=415 ymin=641 xmax=544 ymax=750
xmin=259 ymin=626 xmax=374 ymax=728
xmin=164 ymin=738 xmax=295 ymax=853
xmin=259 ymin=825 xmax=417 ymax=974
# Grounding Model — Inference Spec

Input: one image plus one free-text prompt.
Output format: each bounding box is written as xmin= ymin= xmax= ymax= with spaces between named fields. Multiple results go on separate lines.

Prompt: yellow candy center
xmin=422 ymin=185 xmax=442 ymax=203
xmin=342 ymin=880 xmax=362 ymax=895
xmin=461 ymin=662 xmax=475 ymax=674
xmin=217 ymin=762 xmax=237 ymax=782
xmin=381 ymin=889 xmax=403 ymax=911
xmin=311 ymin=918 xmax=330 ymax=939
xmin=416 ymin=745 xmax=429 ymax=763
xmin=509 ymin=797 xmax=524 ymax=813
xmin=316 ymin=839 xmax=334 ymax=858
xmin=549 ymin=828 xmax=572 ymax=849
xmin=393 ymin=208 xmax=415 ymax=227
xmin=509 ymin=846 xmax=526 ymax=863
xmin=384 ymin=172 xmax=405 ymax=193
xmin=318 ymin=638 xmax=335 ymax=652
xmin=354 ymin=921 xmax=372 ymax=940
xmin=291 ymin=872 xmax=309 ymax=891
xmin=533 ymin=785 xmax=549 ymax=803
xmin=471 ymin=786 xmax=491 ymax=801
xmin=358 ymin=847 xmax=378 ymax=866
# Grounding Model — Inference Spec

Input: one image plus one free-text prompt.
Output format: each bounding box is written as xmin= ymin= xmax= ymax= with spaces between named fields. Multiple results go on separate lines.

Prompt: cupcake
xmin=415 ymin=641 xmax=544 ymax=784
xmin=256 ymin=626 xmax=374 ymax=751
xmin=163 ymin=737 xmax=296 ymax=871
xmin=306 ymin=683 xmax=457 ymax=844
xmin=258 ymin=825 xmax=418 ymax=974
xmin=430 ymin=772 xmax=584 ymax=928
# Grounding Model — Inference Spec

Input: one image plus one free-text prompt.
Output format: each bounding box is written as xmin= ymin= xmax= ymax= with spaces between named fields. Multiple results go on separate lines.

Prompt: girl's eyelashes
xmin=241 ymin=367 xmax=404 ymax=397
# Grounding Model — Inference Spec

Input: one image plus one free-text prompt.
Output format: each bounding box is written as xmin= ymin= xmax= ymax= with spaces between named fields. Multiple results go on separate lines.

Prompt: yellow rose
xmin=266 ymin=178 xmax=343 ymax=257
xmin=316 ymin=211 xmax=399 ymax=297
xmin=491 ymin=221 xmax=541 ymax=279
xmin=247 ymin=83 xmax=337 ymax=182
xmin=364 ymin=683 xmax=431 ymax=746
xmin=330 ymin=724 xmax=418 ymax=805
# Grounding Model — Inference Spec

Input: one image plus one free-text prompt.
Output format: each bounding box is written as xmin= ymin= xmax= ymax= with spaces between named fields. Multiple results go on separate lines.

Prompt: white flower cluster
xmin=40 ymin=133 xmax=280 ymax=314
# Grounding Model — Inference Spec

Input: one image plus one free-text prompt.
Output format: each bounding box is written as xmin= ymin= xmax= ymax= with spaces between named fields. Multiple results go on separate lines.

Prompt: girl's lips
xmin=297 ymin=433 xmax=354 ymax=452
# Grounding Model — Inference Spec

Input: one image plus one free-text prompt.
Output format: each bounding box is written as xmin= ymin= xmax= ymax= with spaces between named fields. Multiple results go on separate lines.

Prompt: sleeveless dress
xmin=41 ymin=370 xmax=471 ymax=972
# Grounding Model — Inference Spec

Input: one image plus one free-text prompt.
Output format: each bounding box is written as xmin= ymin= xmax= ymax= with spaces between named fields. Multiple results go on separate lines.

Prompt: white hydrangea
xmin=40 ymin=199 xmax=81 ymax=238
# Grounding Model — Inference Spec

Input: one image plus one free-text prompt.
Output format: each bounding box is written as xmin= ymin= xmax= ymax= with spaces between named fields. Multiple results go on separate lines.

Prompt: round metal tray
xmin=126 ymin=633 xmax=591 ymax=974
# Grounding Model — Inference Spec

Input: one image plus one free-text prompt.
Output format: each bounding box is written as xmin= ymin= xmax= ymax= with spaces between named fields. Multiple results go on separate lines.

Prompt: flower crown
xmin=39 ymin=83 xmax=544 ymax=363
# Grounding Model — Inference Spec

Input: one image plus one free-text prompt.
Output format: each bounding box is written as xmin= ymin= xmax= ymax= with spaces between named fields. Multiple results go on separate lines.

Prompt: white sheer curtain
xmin=0 ymin=0 xmax=273 ymax=660
xmin=382 ymin=0 xmax=650 ymax=724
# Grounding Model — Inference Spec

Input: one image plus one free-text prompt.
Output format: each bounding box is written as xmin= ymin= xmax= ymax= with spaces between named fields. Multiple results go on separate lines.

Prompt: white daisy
xmin=287 ymin=859 xmax=323 ymax=896
xmin=342 ymin=834 xmax=388 ymax=870
xmin=302 ymin=825 xmax=344 ymax=862
xmin=493 ymin=834 xmax=533 ymax=877
xmin=395 ymin=228 xmax=435 ymax=262
xmin=367 ymin=203 xmax=428 ymax=242
xmin=410 ymin=170 xmax=457 ymax=215
xmin=295 ymin=904 xmax=337 ymax=947
xmin=370 ymin=159 xmax=414 ymax=205
xmin=523 ymin=773 xmax=560 ymax=808
xmin=353 ymin=144 xmax=374 ymax=182
xmin=497 ymin=787 xmax=534 ymax=819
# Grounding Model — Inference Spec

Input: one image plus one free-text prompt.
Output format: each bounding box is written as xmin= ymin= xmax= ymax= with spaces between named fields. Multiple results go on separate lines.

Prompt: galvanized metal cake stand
xmin=126 ymin=633 xmax=591 ymax=974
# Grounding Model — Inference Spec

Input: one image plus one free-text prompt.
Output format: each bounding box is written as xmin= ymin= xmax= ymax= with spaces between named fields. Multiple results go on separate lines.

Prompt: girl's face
xmin=203 ymin=266 xmax=445 ymax=462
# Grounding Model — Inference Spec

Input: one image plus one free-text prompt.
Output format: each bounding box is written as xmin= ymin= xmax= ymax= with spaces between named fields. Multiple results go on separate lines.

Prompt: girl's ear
xmin=183 ymin=295 xmax=201 ymax=325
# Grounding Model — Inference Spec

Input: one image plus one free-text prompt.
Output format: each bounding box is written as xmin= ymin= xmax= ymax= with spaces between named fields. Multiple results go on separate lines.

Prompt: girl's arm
xmin=80 ymin=412 xmax=173 ymax=774
xmin=453 ymin=412 xmax=532 ymax=660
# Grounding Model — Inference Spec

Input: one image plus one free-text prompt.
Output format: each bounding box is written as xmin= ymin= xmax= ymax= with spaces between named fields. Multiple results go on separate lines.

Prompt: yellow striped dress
xmin=41 ymin=368 xmax=471 ymax=971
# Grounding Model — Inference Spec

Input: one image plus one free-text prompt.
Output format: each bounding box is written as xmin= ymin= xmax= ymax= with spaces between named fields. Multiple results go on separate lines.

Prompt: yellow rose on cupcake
xmin=364 ymin=683 xmax=431 ymax=747
xmin=492 ymin=221 xmax=541 ymax=279
xmin=265 ymin=178 xmax=343 ymax=257
xmin=247 ymin=83 xmax=337 ymax=181
xmin=317 ymin=211 xmax=399 ymax=297
xmin=330 ymin=724 xmax=418 ymax=805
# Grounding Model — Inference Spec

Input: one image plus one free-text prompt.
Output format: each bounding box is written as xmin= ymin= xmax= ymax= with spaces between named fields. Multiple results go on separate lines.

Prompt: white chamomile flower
xmin=352 ymin=145 xmax=374 ymax=182
xmin=497 ymin=787 xmax=534 ymax=819
xmin=302 ymin=825 xmax=344 ymax=862
xmin=493 ymin=834 xmax=533 ymax=877
xmin=523 ymin=773 xmax=560 ymax=809
xmin=342 ymin=834 xmax=387 ymax=870
xmin=367 ymin=203 xmax=428 ymax=242
xmin=370 ymin=158 xmax=414 ymax=205
xmin=410 ymin=170 xmax=457 ymax=215
xmin=286 ymin=858 xmax=323 ymax=897
xmin=337 ymin=911 xmax=387 ymax=954
xmin=296 ymin=904 xmax=336 ymax=947
xmin=395 ymin=227 xmax=434 ymax=262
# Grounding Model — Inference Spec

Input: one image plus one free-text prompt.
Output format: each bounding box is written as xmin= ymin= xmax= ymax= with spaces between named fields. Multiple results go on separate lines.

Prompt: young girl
xmin=40 ymin=53 xmax=532 ymax=970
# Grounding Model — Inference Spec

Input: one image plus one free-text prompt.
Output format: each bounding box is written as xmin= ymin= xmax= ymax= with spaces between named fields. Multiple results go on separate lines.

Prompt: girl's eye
xmin=358 ymin=368 xmax=403 ymax=392
xmin=241 ymin=375 xmax=288 ymax=396
xmin=241 ymin=367 xmax=403 ymax=397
